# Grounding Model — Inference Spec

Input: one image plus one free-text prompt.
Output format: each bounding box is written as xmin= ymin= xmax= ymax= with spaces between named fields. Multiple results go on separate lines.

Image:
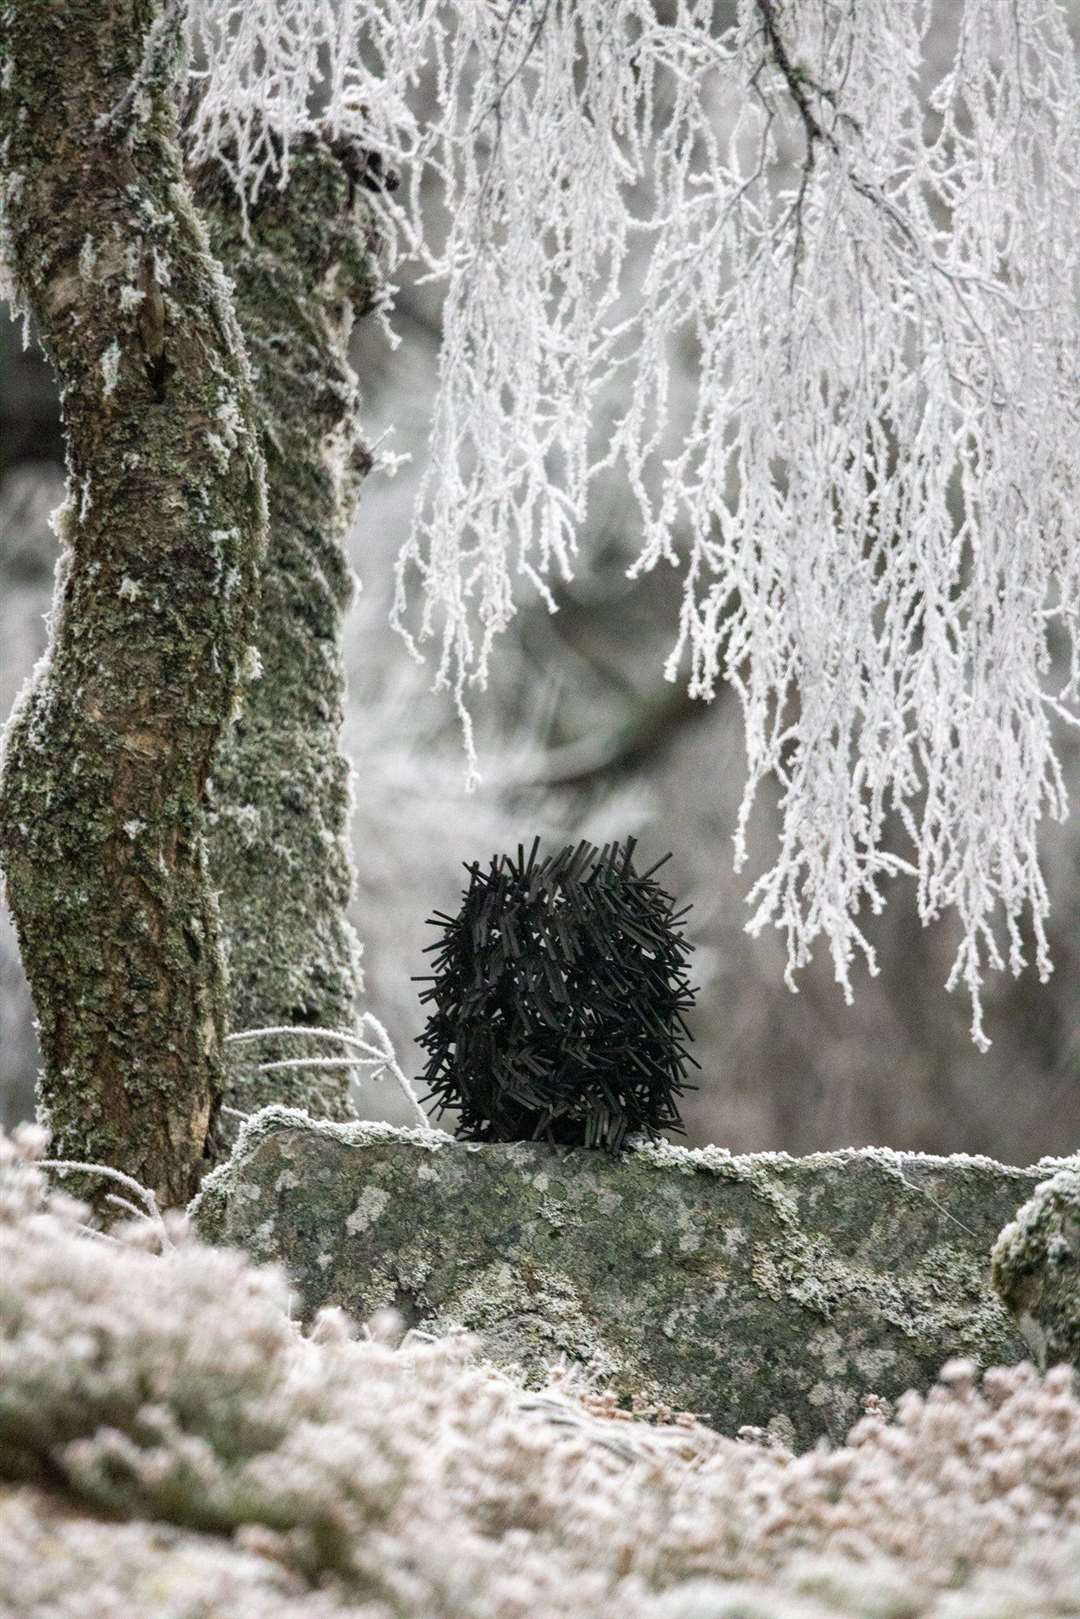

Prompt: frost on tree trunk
xmin=193 ymin=137 xmax=377 ymax=1120
xmin=0 ymin=0 xmax=267 ymax=1205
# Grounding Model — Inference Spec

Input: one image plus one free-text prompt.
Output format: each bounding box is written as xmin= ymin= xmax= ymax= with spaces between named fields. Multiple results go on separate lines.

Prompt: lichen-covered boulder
xmin=192 ymin=1107 xmax=1042 ymax=1448
xmin=992 ymin=1160 xmax=1080 ymax=1370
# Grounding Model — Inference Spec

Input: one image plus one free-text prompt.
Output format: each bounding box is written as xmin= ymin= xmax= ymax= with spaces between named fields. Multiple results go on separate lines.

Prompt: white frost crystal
xmin=99 ymin=337 xmax=121 ymax=398
xmin=183 ymin=0 xmax=1080 ymax=1041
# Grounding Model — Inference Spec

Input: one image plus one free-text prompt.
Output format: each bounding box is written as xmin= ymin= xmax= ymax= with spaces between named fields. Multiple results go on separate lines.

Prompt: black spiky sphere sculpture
xmin=414 ymin=837 xmax=698 ymax=1151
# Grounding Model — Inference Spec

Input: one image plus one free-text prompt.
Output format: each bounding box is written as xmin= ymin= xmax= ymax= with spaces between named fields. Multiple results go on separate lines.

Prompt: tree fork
xmin=194 ymin=135 xmax=380 ymax=1121
xmin=0 ymin=0 xmax=267 ymax=1205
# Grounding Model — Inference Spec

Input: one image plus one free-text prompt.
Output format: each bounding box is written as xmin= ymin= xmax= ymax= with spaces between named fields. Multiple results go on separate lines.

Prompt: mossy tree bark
xmin=194 ymin=138 xmax=377 ymax=1121
xmin=0 ymin=0 xmax=267 ymax=1205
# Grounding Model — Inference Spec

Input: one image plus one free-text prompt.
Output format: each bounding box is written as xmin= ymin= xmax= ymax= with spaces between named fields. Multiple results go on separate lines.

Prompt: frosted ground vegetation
xmin=3 ymin=1123 xmax=1080 ymax=1618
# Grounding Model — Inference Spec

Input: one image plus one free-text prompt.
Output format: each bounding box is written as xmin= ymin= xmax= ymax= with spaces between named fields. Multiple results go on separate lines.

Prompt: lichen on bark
xmin=193 ymin=137 xmax=378 ymax=1121
xmin=0 ymin=0 xmax=267 ymax=1205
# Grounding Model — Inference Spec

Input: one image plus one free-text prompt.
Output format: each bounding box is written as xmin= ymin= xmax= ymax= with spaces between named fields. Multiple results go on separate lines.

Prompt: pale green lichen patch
xmin=345 ymin=1186 xmax=391 ymax=1234
xmin=193 ymin=1108 xmax=1043 ymax=1448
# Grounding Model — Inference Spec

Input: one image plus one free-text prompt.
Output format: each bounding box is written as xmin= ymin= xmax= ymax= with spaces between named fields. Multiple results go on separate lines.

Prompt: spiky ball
xmin=414 ymin=837 xmax=698 ymax=1151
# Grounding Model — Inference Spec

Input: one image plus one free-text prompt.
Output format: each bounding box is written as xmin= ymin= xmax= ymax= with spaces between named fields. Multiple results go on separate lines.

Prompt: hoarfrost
xmin=99 ymin=338 xmax=121 ymax=398
xmin=4 ymin=1124 xmax=1080 ymax=1618
xmin=183 ymin=0 xmax=1080 ymax=1042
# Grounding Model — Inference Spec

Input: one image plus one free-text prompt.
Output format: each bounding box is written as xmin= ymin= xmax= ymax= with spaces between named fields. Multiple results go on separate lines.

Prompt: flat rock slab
xmin=192 ymin=1107 xmax=1044 ymax=1448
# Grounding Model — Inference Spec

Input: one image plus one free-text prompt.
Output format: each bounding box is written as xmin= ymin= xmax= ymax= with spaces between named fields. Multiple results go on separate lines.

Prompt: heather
xmin=2 ymin=1125 xmax=1079 ymax=1619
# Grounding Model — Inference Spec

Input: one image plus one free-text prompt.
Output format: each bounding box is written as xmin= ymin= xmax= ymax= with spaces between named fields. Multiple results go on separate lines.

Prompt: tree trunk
xmin=0 ymin=0 xmax=267 ymax=1206
xmin=194 ymin=137 xmax=377 ymax=1120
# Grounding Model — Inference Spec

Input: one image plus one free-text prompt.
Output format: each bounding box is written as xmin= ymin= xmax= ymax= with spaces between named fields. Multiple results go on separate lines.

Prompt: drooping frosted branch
xmin=184 ymin=0 xmax=1080 ymax=1043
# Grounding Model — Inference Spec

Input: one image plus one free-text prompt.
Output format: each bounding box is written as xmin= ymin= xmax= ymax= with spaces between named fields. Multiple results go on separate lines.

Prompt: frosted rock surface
xmin=193 ymin=1108 xmax=1041 ymax=1445
xmin=993 ymin=1160 xmax=1080 ymax=1370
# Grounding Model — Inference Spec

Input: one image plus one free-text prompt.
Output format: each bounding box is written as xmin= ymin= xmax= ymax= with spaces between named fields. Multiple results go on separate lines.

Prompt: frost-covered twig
xmin=228 ymin=1024 xmax=393 ymax=1050
xmin=39 ymin=1158 xmax=173 ymax=1247
xmin=227 ymin=1021 xmax=435 ymax=1131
